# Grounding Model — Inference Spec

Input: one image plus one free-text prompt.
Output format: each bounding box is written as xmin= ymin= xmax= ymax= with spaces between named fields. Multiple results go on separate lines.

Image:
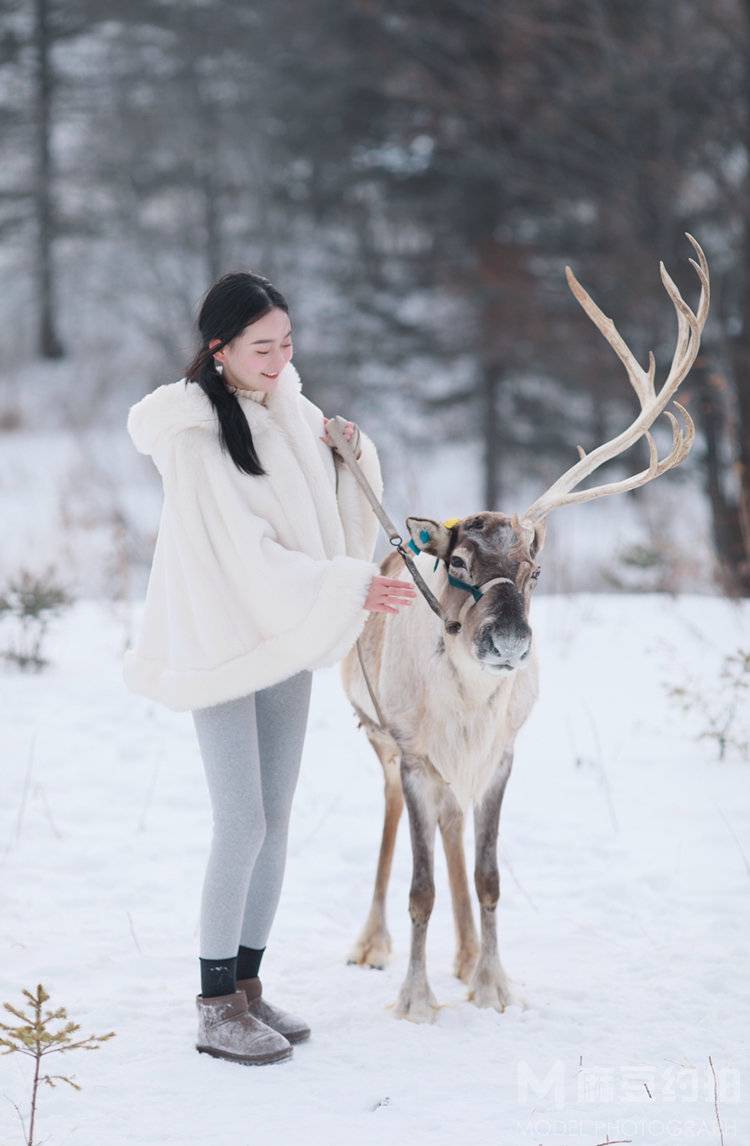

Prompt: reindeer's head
xmin=404 ymin=512 xmax=547 ymax=674
xmin=403 ymin=234 xmax=711 ymax=677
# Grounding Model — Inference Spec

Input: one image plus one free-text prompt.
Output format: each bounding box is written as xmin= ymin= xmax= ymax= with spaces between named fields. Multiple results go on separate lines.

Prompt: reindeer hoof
xmin=347 ymin=932 xmax=392 ymax=970
xmin=393 ymin=979 xmax=439 ymax=1023
xmin=467 ymin=962 xmax=514 ymax=1012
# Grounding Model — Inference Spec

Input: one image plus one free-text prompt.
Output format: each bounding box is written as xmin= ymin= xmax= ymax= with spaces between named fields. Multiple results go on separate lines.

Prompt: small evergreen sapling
xmin=0 ymin=983 xmax=115 ymax=1146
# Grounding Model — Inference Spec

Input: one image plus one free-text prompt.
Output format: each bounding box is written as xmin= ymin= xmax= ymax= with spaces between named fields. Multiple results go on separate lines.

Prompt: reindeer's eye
xmin=530 ymin=568 xmax=541 ymax=582
xmin=449 ymin=555 xmax=466 ymax=569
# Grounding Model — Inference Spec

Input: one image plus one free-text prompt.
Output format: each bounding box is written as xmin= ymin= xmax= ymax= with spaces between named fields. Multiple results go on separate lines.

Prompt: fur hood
xmin=127 ymin=362 xmax=300 ymax=467
xmin=123 ymin=360 xmax=384 ymax=711
xmin=126 ymin=375 xmax=216 ymax=462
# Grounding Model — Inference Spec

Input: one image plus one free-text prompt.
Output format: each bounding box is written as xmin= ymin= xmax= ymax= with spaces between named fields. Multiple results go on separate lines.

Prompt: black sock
xmin=199 ymin=955 xmax=237 ymax=998
xmin=236 ymin=944 xmax=265 ymax=980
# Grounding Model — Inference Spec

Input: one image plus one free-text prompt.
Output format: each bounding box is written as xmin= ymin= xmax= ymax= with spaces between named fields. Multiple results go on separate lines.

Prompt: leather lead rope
xmin=326 ymin=416 xmax=448 ymax=627
xmin=326 ymin=415 xmax=479 ymax=734
xmin=355 ymin=635 xmax=388 ymax=731
xmin=327 ymin=415 xmax=432 ymax=735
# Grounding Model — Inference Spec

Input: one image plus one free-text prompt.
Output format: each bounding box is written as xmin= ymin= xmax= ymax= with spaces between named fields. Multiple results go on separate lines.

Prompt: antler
xmin=521 ymin=233 xmax=710 ymax=525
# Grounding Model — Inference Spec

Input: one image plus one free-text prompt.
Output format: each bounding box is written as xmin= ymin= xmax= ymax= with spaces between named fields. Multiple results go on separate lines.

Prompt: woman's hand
xmin=364 ymin=575 xmax=418 ymax=614
xmin=320 ymin=417 xmax=362 ymax=459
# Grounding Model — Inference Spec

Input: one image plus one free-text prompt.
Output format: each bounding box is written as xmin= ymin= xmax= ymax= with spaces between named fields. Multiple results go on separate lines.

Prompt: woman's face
xmin=210 ymin=307 xmax=293 ymax=393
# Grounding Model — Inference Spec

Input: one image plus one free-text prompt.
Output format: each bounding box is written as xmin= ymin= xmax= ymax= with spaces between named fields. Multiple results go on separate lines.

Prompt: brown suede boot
xmin=195 ymin=988 xmax=293 ymax=1065
xmin=236 ymin=977 xmax=311 ymax=1044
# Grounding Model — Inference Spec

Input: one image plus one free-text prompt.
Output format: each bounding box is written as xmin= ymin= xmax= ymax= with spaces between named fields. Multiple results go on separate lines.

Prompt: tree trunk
xmin=695 ymin=360 xmax=750 ymax=595
xmin=722 ymin=0 xmax=750 ymax=592
xmin=480 ymin=358 xmax=502 ymax=509
xmin=33 ymin=0 xmax=64 ymax=358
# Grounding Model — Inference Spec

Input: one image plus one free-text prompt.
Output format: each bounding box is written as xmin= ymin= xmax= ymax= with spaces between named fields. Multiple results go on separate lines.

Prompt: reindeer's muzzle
xmin=475 ymin=617 xmax=532 ymax=673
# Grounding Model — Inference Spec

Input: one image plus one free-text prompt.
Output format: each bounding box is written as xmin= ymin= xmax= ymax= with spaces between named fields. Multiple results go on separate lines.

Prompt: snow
xmin=1 ymin=593 xmax=748 ymax=1145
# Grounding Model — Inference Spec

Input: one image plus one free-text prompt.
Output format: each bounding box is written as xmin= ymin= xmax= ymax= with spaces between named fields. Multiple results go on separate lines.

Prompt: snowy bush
xmin=0 ymin=567 xmax=74 ymax=672
xmin=665 ymin=648 xmax=750 ymax=761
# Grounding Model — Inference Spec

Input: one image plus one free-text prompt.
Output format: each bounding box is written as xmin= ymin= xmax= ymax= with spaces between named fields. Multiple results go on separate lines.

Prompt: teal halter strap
xmin=447 ymin=573 xmax=483 ymax=601
xmin=407 ymin=533 xmax=514 ymax=622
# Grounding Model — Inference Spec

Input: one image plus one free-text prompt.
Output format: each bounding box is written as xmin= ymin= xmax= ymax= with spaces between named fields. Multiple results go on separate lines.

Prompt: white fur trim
xmin=123 ymin=554 xmax=377 ymax=711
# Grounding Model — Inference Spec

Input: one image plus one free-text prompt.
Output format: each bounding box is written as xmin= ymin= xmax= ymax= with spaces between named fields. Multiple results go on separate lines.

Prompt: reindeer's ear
xmin=531 ymin=520 xmax=547 ymax=558
xmin=514 ymin=515 xmax=547 ymax=560
xmin=405 ymin=516 xmax=454 ymax=561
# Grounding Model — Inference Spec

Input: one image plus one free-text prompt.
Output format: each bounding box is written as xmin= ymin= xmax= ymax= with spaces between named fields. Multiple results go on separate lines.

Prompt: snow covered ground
xmin=1 ymin=593 xmax=748 ymax=1145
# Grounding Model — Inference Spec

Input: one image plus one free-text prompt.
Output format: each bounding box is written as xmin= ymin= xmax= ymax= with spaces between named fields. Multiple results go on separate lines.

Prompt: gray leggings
xmin=191 ymin=669 xmax=313 ymax=959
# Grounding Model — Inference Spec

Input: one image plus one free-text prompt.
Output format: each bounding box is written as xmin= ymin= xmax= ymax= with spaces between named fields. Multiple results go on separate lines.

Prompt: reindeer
xmin=340 ymin=234 xmax=710 ymax=1022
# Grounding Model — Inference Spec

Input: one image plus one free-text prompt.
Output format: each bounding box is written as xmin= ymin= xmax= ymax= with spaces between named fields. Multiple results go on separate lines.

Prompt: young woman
xmin=123 ymin=272 xmax=416 ymax=1066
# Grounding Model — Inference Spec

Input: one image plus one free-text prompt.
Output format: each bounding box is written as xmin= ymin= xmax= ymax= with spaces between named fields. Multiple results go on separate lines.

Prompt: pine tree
xmin=0 ymin=983 xmax=116 ymax=1146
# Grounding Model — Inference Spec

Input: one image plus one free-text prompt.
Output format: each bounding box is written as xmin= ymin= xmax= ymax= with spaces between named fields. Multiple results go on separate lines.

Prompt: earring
xmin=214 ymin=359 xmax=224 ymax=375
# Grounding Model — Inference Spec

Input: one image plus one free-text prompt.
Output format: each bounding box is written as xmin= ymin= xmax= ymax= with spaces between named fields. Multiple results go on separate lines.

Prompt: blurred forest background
xmin=1 ymin=0 xmax=749 ymax=604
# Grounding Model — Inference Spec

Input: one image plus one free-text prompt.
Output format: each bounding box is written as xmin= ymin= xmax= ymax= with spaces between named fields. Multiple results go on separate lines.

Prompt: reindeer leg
xmin=468 ymin=752 xmax=516 ymax=1012
xmin=438 ymin=798 xmax=479 ymax=983
xmin=348 ymin=742 xmax=403 ymax=969
xmin=394 ymin=757 xmax=440 ymax=1023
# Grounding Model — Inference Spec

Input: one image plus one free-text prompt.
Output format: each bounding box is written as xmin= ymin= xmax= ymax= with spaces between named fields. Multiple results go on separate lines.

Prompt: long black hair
xmin=185 ymin=271 xmax=290 ymax=476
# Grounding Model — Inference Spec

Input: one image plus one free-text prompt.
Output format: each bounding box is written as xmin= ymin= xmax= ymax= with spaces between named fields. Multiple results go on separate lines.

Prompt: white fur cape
xmin=122 ymin=361 xmax=383 ymax=711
